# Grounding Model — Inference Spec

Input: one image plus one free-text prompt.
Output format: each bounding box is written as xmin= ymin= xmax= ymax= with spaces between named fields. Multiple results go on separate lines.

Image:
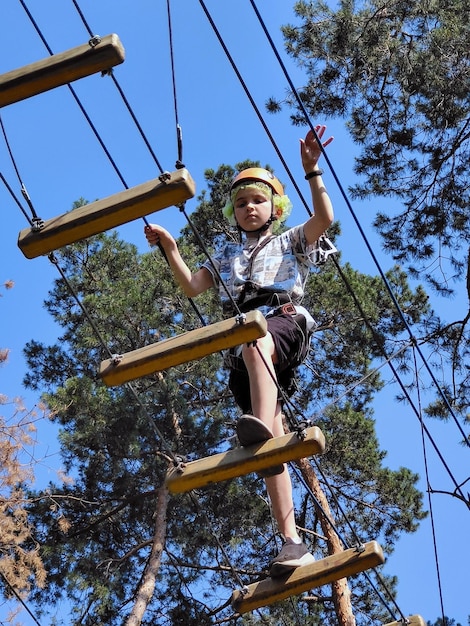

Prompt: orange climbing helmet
xmin=230 ymin=167 xmax=284 ymax=197
xmin=223 ymin=167 xmax=292 ymax=232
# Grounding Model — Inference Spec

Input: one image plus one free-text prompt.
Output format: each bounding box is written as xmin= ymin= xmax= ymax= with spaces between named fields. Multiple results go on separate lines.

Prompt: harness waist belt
xmin=238 ymin=291 xmax=291 ymax=313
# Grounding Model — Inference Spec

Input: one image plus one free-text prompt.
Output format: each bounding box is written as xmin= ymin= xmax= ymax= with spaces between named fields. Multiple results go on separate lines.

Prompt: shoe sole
xmin=269 ymin=552 xmax=316 ymax=578
xmin=236 ymin=416 xmax=284 ymax=477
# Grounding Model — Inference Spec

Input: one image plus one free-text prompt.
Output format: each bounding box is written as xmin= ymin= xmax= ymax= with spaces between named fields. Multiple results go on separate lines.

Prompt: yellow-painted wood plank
xmin=17 ymin=169 xmax=195 ymax=259
xmin=166 ymin=426 xmax=326 ymax=493
xmin=232 ymin=541 xmax=384 ymax=614
xmin=384 ymin=616 xmax=426 ymax=626
xmin=0 ymin=34 xmax=125 ymax=107
xmin=99 ymin=310 xmax=268 ymax=387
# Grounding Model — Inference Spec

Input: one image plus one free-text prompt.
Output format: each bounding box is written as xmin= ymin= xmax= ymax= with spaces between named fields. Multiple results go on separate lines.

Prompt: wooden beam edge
xmin=232 ymin=541 xmax=384 ymax=614
xmin=99 ymin=311 xmax=267 ymax=387
xmin=17 ymin=169 xmax=196 ymax=258
xmin=0 ymin=34 xmax=125 ymax=107
xmin=166 ymin=426 xmax=326 ymax=493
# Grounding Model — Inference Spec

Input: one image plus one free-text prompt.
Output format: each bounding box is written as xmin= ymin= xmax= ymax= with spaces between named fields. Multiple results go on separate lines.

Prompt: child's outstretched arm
xmin=144 ymin=224 xmax=213 ymax=297
xmin=300 ymin=125 xmax=335 ymax=245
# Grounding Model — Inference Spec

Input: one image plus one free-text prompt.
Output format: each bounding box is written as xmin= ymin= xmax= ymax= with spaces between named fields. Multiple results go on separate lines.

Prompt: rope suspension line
xmin=0 ymin=571 xmax=43 ymax=626
xmin=46 ymin=251 xmax=180 ymax=465
xmin=166 ymin=0 xmax=184 ymax=169
xmin=289 ymin=463 xmax=402 ymax=623
xmin=0 ymin=114 xmax=42 ymax=228
xmin=412 ymin=345 xmax=448 ymax=621
xmin=332 ymin=259 xmax=469 ymax=506
xmin=69 ymin=0 xmax=166 ymax=175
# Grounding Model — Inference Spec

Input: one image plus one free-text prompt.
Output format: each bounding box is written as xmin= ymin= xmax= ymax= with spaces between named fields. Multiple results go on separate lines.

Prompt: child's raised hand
xmin=300 ymin=125 xmax=333 ymax=172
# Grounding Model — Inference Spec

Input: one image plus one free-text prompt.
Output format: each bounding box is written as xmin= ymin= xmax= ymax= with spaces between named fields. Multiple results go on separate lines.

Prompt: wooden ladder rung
xmin=0 ymin=34 xmax=125 ymax=108
xmin=99 ymin=310 xmax=268 ymax=387
xmin=232 ymin=540 xmax=384 ymax=614
xmin=166 ymin=426 xmax=326 ymax=493
xmin=384 ymin=616 xmax=426 ymax=626
xmin=17 ymin=169 xmax=196 ymax=259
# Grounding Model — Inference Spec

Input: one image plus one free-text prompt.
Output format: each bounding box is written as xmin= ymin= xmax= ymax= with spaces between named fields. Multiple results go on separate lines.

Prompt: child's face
xmin=233 ymin=187 xmax=272 ymax=233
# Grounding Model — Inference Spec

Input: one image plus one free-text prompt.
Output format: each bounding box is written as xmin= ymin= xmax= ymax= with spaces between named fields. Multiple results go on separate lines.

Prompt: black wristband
xmin=305 ymin=169 xmax=324 ymax=180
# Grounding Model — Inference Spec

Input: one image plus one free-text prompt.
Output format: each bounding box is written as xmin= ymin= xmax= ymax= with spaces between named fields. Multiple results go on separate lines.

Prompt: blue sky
xmin=1 ymin=1 xmax=468 ymax=624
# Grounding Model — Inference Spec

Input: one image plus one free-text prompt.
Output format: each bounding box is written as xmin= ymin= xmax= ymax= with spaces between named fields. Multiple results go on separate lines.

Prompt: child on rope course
xmin=145 ymin=125 xmax=336 ymax=577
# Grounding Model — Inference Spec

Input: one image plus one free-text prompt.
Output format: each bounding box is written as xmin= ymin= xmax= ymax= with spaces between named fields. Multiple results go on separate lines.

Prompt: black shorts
xmin=228 ymin=313 xmax=307 ymax=413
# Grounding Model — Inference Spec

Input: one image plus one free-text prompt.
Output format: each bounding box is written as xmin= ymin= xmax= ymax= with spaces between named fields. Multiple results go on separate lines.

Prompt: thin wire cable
xmin=177 ymin=204 xmax=244 ymax=317
xmin=18 ymin=0 xmax=163 ymax=188
xmin=289 ymin=463 xmax=400 ymax=621
xmin=47 ymin=251 xmax=180 ymax=464
xmin=0 ymin=171 xmax=33 ymax=225
xmin=188 ymin=493 xmax=247 ymax=592
xmin=332 ymin=259 xmax=469 ymax=506
xmin=0 ymin=115 xmax=41 ymax=224
xmin=248 ymin=0 xmax=469 ymax=449
xmin=70 ymin=0 xmax=203 ymax=329
xmin=69 ymin=0 xmax=166 ymax=174
xmin=166 ymin=0 xmax=184 ymax=168
xmin=412 ymin=345 xmax=448 ymax=621
xmin=197 ymin=0 xmax=310 ymax=217
xmin=0 ymin=571 xmax=43 ymax=626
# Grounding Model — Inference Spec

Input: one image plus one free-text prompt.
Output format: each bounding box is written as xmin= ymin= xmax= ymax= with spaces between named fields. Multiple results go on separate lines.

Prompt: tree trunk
xmin=125 ymin=483 xmax=170 ymax=626
xmin=297 ymin=457 xmax=356 ymax=626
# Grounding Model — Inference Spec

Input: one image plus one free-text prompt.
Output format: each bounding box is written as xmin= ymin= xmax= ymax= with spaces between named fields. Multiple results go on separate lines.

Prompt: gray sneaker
xmin=269 ymin=538 xmax=315 ymax=577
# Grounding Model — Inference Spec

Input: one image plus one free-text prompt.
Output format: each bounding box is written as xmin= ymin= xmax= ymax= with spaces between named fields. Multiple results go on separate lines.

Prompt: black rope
xmin=0 ymin=115 xmax=41 ymax=224
xmin=178 ymin=204 xmax=242 ymax=316
xmin=0 ymin=571 xmax=42 ymax=626
xmin=70 ymin=0 xmax=166 ymax=173
xmin=110 ymin=74 xmax=166 ymax=174
xmin=332 ymin=259 xmax=469 ymax=507
xmin=166 ymin=0 xmax=184 ymax=168
xmin=289 ymin=462 xmax=402 ymax=622
xmin=197 ymin=0 xmax=311 ymax=218
xmin=47 ymin=252 xmax=179 ymax=464
xmin=413 ymin=346 xmax=448 ymax=620
xmin=0 ymin=171 xmax=34 ymax=226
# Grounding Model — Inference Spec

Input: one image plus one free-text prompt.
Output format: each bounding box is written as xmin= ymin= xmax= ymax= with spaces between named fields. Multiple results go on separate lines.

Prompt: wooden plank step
xmin=17 ymin=169 xmax=195 ymax=259
xmin=99 ymin=310 xmax=268 ymax=387
xmin=232 ymin=540 xmax=384 ymax=614
xmin=384 ymin=617 xmax=425 ymax=626
xmin=0 ymin=34 xmax=125 ymax=108
xmin=166 ymin=426 xmax=326 ymax=493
